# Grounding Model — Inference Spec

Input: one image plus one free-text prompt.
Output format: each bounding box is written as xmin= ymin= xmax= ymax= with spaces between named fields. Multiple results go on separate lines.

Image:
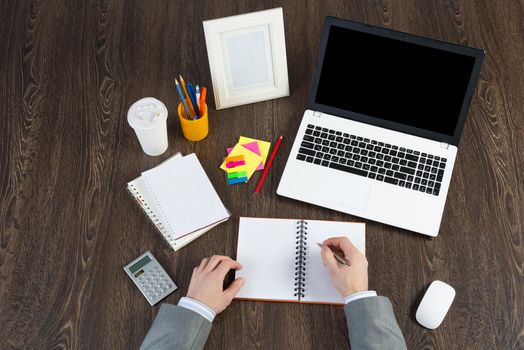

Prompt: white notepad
xmin=235 ymin=217 xmax=365 ymax=305
xmin=127 ymin=153 xmax=230 ymax=251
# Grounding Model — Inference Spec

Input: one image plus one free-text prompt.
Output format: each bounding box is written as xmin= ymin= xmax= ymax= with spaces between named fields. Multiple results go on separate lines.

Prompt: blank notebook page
xmin=303 ymin=220 xmax=365 ymax=304
xmin=142 ymin=154 xmax=229 ymax=240
xmin=235 ymin=218 xmax=296 ymax=301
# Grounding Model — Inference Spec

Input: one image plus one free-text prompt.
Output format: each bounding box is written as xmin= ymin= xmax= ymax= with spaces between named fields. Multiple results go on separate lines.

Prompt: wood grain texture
xmin=0 ymin=0 xmax=522 ymax=349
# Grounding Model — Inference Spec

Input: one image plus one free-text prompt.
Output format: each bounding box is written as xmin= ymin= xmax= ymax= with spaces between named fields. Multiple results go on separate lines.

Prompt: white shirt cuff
xmin=344 ymin=290 xmax=377 ymax=304
xmin=178 ymin=297 xmax=216 ymax=322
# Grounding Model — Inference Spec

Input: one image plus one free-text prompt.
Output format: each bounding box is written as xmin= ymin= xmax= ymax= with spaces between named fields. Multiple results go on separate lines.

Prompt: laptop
xmin=277 ymin=17 xmax=484 ymax=237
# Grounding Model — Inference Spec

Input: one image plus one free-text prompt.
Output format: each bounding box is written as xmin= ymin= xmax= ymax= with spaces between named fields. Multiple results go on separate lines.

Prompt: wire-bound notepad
xmin=127 ymin=153 xmax=230 ymax=251
xmin=235 ymin=217 xmax=365 ymax=305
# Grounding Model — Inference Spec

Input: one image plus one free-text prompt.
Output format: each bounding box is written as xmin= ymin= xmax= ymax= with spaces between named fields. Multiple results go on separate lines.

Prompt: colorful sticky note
xmin=227 ymin=176 xmax=248 ymax=185
xmin=238 ymin=136 xmax=270 ymax=164
xmin=226 ymin=160 xmax=245 ymax=168
xmin=225 ymin=137 xmax=271 ymax=171
xmin=227 ymin=142 xmax=260 ymax=156
xmin=227 ymin=170 xmax=247 ymax=179
xmin=224 ymin=155 xmax=248 ymax=185
xmin=241 ymin=141 xmax=261 ymax=155
xmin=226 ymin=155 xmax=244 ymax=162
xmin=220 ymin=143 xmax=262 ymax=179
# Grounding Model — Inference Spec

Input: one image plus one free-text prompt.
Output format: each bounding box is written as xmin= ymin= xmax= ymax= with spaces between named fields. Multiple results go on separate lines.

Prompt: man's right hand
xmin=320 ymin=237 xmax=369 ymax=297
xmin=186 ymin=255 xmax=245 ymax=314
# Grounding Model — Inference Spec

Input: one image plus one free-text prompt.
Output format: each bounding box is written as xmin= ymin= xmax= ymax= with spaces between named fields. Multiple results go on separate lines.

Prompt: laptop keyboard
xmin=296 ymin=124 xmax=447 ymax=196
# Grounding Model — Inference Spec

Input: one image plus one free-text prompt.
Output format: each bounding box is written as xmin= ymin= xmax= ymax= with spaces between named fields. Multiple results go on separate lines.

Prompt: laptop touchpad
xmin=321 ymin=175 xmax=371 ymax=211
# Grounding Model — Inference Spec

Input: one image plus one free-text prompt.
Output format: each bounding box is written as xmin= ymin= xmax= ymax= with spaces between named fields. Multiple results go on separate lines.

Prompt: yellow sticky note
xmin=220 ymin=143 xmax=262 ymax=179
xmin=238 ymin=136 xmax=271 ymax=165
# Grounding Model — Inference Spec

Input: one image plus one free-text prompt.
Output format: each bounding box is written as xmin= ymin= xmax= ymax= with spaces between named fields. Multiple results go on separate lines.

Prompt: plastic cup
xmin=127 ymin=97 xmax=168 ymax=156
xmin=177 ymin=103 xmax=209 ymax=141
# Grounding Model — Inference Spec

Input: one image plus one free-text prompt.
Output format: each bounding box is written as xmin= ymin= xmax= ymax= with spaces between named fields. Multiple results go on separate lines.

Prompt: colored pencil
xmin=179 ymin=75 xmax=197 ymax=118
xmin=254 ymin=136 xmax=283 ymax=193
xmin=199 ymin=87 xmax=207 ymax=115
xmin=187 ymin=83 xmax=200 ymax=118
xmin=175 ymin=78 xmax=191 ymax=119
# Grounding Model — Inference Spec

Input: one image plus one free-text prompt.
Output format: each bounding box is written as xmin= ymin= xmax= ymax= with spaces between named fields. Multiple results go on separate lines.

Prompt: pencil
xmin=187 ymin=83 xmax=200 ymax=118
xmin=199 ymin=87 xmax=207 ymax=115
xmin=179 ymin=75 xmax=197 ymax=118
xmin=254 ymin=136 xmax=283 ymax=193
xmin=175 ymin=78 xmax=191 ymax=119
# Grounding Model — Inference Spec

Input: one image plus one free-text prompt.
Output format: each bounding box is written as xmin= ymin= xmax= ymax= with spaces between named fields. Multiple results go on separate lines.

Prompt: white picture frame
xmin=203 ymin=8 xmax=290 ymax=110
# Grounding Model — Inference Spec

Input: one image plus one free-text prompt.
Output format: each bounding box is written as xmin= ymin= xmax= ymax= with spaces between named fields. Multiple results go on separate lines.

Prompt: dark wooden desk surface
xmin=1 ymin=1 xmax=522 ymax=349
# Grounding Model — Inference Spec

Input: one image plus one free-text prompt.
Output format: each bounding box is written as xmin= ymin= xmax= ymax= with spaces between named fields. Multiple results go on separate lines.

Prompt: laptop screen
xmin=312 ymin=21 xmax=483 ymax=144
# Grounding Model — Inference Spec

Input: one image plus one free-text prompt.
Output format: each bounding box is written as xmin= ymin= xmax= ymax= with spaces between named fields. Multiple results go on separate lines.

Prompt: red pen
xmin=255 ymin=136 xmax=283 ymax=193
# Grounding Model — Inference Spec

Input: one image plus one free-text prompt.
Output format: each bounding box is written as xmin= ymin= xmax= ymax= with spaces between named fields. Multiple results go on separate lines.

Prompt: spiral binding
xmin=142 ymin=177 xmax=177 ymax=247
xmin=127 ymin=184 xmax=177 ymax=249
xmin=294 ymin=220 xmax=308 ymax=300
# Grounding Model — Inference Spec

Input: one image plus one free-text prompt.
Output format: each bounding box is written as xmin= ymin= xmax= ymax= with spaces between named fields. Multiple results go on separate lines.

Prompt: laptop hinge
xmin=313 ymin=111 xmax=321 ymax=117
xmin=440 ymin=142 xmax=449 ymax=149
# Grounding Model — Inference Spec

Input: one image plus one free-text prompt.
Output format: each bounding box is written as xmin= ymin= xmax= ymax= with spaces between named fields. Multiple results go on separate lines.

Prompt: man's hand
xmin=320 ymin=237 xmax=368 ymax=297
xmin=186 ymin=255 xmax=245 ymax=313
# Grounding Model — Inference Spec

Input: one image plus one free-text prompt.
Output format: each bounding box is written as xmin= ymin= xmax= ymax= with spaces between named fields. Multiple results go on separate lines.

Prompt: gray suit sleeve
xmin=344 ymin=296 xmax=407 ymax=350
xmin=140 ymin=304 xmax=212 ymax=350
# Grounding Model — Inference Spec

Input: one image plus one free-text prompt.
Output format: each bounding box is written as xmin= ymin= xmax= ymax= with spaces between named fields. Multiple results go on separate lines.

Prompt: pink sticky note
xmin=241 ymin=141 xmax=261 ymax=156
xmin=242 ymin=142 xmax=263 ymax=169
xmin=227 ymin=141 xmax=261 ymax=156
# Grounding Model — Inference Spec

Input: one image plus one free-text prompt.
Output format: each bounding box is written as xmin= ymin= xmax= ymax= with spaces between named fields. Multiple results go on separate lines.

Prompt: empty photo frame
xmin=203 ymin=8 xmax=290 ymax=110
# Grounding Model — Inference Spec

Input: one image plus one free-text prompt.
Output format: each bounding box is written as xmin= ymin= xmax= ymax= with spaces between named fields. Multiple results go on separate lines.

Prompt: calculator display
xmin=130 ymin=255 xmax=152 ymax=274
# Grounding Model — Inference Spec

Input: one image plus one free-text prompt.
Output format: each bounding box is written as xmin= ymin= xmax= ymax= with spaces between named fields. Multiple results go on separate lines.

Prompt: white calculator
xmin=124 ymin=251 xmax=178 ymax=306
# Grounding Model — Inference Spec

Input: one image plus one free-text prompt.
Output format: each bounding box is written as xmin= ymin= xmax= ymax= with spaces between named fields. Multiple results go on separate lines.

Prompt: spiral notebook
xmin=127 ymin=153 xmax=230 ymax=251
xmin=235 ymin=217 xmax=365 ymax=305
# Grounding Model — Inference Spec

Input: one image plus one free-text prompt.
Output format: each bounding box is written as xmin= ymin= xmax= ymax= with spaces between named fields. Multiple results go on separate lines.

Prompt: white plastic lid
xmin=127 ymin=97 xmax=168 ymax=129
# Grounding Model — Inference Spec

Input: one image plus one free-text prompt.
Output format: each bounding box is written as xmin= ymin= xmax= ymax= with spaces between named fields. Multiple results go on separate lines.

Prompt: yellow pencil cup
xmin=177 ymin=103 xmax=209 ymax=141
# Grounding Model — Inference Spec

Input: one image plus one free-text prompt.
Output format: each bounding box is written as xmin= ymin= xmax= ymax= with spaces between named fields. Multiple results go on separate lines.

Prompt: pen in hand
xmin=317 ymin=242 xmax=351 ymax=266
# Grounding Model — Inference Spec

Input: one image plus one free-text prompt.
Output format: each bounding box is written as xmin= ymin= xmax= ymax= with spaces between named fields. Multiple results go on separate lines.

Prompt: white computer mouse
xmin=415 ymin=280 xmax=456 ymax=329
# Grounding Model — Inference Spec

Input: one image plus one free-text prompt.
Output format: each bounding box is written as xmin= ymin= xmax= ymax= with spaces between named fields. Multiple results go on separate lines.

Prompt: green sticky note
xmin=227 ymin=171 xmax=247 ymax=179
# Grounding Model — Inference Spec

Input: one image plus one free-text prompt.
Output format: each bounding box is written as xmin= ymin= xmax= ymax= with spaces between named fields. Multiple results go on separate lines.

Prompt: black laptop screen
xmin=314 ymin=25 xmax=476 ymax=136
